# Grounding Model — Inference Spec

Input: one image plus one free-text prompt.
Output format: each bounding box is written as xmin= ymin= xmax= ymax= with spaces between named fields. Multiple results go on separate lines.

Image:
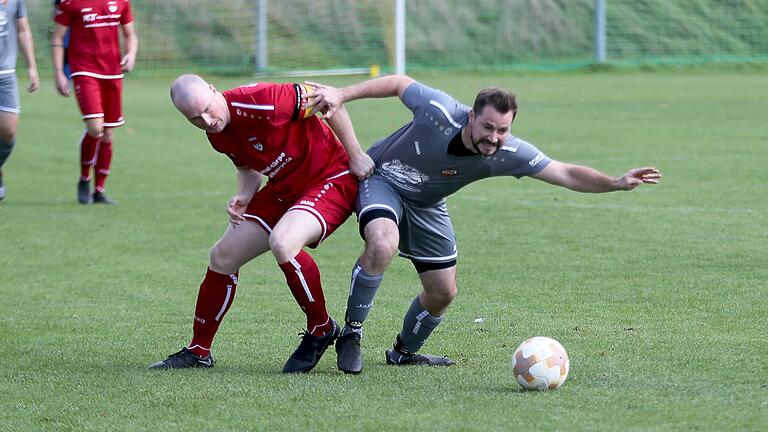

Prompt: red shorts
xmin=244 ymin=170 xmax=358 ymax=248
xmin=73 ymin=75 xmax=124 ymax=127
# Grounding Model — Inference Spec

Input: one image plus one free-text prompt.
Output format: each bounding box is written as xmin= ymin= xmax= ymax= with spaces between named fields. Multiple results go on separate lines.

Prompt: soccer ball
xmin=512 ymin=336 xmax=570 ymax=390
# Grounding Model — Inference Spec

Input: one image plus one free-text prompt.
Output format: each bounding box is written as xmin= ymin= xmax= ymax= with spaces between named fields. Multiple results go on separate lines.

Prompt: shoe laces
xmin=294 ymin=330 xmax=321 ymax=354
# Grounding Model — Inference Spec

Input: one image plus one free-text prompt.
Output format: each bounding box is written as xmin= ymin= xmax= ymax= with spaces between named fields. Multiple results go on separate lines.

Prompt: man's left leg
xmin=92 ymin=78 xmax=124 ymax=204
xmin=92 ymin=126 xmax=114 ymax=204
xmin=270 ymin=209 xmax=340 ymax=373
xmin=386 ymin=265 xmax=457 ymax=366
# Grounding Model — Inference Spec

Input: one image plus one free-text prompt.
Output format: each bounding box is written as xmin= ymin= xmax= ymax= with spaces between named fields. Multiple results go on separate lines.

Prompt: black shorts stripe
xmin=358 ymin=208 xmax=398 ymax=240
xmin=411 ymin=259 xmax=457 ymax=274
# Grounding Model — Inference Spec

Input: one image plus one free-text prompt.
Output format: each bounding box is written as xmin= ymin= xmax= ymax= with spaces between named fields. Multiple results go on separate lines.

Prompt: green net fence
xmin=22 ymin=0 xmax=768 ymax=75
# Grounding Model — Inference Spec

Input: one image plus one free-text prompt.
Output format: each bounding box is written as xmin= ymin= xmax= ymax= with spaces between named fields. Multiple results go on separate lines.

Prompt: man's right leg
xmin=336 ymin=215 xmax=399 ymax=374
xmin=0 ymin=111 xmax=19 ymax=202
xmin=149 ymin=221 xmax=270 ymax=369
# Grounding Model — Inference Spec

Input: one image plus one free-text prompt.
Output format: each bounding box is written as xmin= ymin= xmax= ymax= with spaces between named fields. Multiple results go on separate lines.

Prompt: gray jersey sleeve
xmin=494 ymin=135 xmax=551 ymax=178
xmin=402 ymin=82 xmax=468 ymax=129
xmin=0 ymin=0 xmax=26 ymax=71
xmin=18 ymin=0 xmax=27 ymax=18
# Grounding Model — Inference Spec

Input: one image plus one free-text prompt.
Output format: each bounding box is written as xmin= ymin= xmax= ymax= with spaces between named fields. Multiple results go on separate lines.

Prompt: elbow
xmin=394 ymin=75 xmax=415 ymax=98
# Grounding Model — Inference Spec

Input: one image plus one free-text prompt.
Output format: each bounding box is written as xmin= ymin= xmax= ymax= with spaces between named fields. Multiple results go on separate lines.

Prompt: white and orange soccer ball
xmin=511 ymin=336 xmax=570 ymax=390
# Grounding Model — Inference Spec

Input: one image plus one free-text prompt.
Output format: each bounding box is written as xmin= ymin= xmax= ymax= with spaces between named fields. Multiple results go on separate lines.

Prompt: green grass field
xmin=1 ymin=71 xmax=766 ymax=431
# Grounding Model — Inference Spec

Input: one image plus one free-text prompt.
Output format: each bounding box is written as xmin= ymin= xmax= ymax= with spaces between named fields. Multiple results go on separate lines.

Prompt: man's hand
xmin=302 ymin=81 xmax=345 ymax=119
xmin=349 ymin=152 xmax=375 ymax=180
xmin=55 ymin=71 xmax=70 ymax=97
xmin=617 ymin=167 xmax=661 ymax=190
xmin=27 ymin=68 xmax=39 ymax=93
xmin=121 ymin=52 xmax=136 ymax=72
xmin=227 ymin=195 xmax=250 ymax=228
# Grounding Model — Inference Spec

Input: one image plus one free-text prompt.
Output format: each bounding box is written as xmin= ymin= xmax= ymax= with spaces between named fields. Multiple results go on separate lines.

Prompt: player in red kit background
xmin=149 ymin=74 xmax=374 ymax=373
xmin=51 ymin=0 xmax=137 ymax=204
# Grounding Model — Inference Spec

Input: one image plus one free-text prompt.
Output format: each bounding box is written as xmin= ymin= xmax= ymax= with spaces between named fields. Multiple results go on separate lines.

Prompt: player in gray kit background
xmin=303 ymin=75 xmax=661 ymax=374
xmin=0 ymin=0 xmax=38 ymax=201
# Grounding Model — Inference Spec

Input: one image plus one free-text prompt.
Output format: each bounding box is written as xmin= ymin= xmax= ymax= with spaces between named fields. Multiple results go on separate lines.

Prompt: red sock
xmin=278 ymin=251 xmax=331 ymax=336
xmin=94 ymin=140 xmax=112 ymax=192
xmin=80 ymin=133 xmax=100 ymax=180
xmin=188 ymin=268 xmax=239 ymax=357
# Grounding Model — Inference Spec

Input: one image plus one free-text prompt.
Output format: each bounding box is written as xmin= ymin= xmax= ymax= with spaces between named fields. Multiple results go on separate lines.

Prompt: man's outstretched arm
xmin=531 ymin=160 xmax=661 ymax=192
xmin=323 ymin=105 xmax=375 ymax=179
xmin=302 ymin=75 xmax=416 ymax=118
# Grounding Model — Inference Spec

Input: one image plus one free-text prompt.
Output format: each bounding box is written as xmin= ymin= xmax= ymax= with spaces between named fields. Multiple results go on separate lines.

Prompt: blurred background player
xmin=303 ymin=75 xmax=661 ymax=374
xmin=149 ymin=74 xmax=374 ymax=373
xmin=52 ymin=0 xmax=137 ymax=204
xmin=0 ymin=0 xmax=39 ymax=201
xmin=52 ymin=1 xmax=72 ymax=79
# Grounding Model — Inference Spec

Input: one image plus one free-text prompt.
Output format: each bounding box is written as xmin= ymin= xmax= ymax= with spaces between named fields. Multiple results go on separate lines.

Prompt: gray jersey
xmin=368 ymin=82 xmax=551 ymax=207
xmin=0 ymin=0 xmax=26 ymax=73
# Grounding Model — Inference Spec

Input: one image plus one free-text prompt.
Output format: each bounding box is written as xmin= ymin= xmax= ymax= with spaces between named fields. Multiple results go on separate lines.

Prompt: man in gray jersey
xmin=303 ymin=75 xmax=661 ymax=374
xmin=0 ymin=0 xmax=38 ymax=201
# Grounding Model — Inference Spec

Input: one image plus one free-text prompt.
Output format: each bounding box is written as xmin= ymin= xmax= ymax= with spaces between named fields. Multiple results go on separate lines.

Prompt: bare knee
xmin=429 ymin=281 xmax=458 ymax=306
xmin=0 ymin=128 xmax=15 ymax=142
xmin=0 ymin=119 xmax=17 ymax=141
xmin=268 ymin=229 xmax=303 ymax=263
xmin=102 ymin=128 xmax=114 ymax=142
xmin=86 ymin=123 xmax=104 ymax=139
xmin=209 ymin=242 xmax=239 ymax=274
xmin=360 ymin=223 xmax=398 ymax=273
xmin=419 ymin=269 xmax=458 ymax=315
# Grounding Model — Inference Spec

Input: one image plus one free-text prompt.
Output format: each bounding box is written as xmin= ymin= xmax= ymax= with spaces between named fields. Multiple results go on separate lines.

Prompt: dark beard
xmin=472 ymin=138 xmax=501 ymax=156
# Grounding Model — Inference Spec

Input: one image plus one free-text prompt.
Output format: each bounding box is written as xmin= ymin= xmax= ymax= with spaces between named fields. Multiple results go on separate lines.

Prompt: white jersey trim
xmin=103 ymin=120 xmax=126 ymax=128
xmin=0 ymin=106 xmax=20 ymax=114
xmin=326 ymin=170 xmax=350 ymax=181
xmin=429 ymin=100 xmax=462 ymax=128
xmin=288 ymin=205 xmax=328 ymax=246
xmin=243 ymin=214 xmax=273 ymax=233
xmin=0 ymin=69 xmax=16 ymax=75
xmin=71 ymin=71 xmax=125 ymax=79
xmin=231 ymin=102 xmax=274 ymax=111
xmin=398 ymin=251 xmax=458 ymax=262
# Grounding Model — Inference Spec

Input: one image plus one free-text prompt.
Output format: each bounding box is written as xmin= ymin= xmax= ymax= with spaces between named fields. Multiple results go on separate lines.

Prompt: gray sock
xmin=342 ymin=260 xmax=383 ymax=336
xmin=0 ymin=136 xmax=15 ymax=170
xmin=397 ymin=296 xmax=443 ymax=353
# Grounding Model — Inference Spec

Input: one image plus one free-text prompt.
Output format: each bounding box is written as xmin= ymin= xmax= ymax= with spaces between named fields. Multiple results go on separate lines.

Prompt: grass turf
xmin=1 ymin=71 xmax=766 ymax=431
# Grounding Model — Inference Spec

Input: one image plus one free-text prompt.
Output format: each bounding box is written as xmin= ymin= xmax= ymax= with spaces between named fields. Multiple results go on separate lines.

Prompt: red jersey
xmin=54 ymin=0 xmax=133 ymax=78
xmin=208 ymin=83 xmax=351 ymax=201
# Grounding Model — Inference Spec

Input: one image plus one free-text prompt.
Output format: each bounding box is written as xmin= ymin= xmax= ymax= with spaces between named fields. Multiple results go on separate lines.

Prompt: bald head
xmin=170 ymin=74 xmax=230 ymax=133
xmin=170 ymin=74 xmax=211 ymax=115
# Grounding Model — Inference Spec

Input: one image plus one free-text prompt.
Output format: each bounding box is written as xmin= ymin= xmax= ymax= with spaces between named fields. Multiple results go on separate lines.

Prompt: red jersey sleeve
xmin=53 ymin=1 xmax=75 ymax=27
xmin=121 ymin=0 xmax=134 ymax=24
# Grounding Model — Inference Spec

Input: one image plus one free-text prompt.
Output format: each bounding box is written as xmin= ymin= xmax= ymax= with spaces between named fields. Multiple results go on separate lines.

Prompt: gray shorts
xmin=0 ymin=73 xmax=20 ymax=114
xmin=357 ymin=174 xmax=457 ymax=264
